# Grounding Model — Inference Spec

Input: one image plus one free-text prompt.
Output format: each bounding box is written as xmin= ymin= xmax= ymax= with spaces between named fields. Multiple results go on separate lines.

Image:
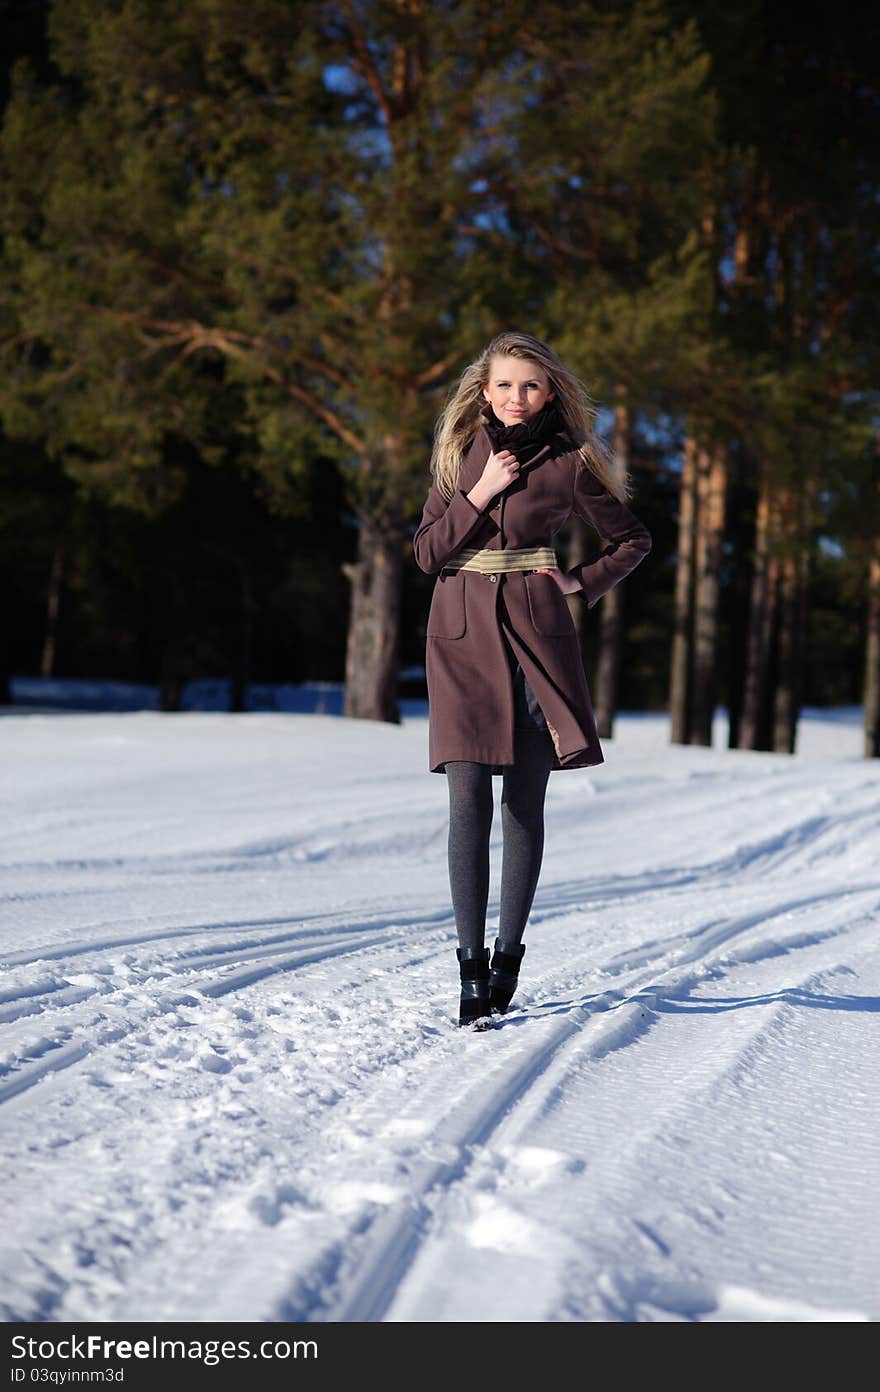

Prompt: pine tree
xmin=0 ymin=0 xmax=718 ymax=724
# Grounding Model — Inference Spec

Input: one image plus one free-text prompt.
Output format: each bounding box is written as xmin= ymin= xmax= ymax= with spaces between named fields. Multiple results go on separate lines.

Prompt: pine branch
xmin=341 ymin=2 xmax=394 ymax=127
xmin=72 ymin=304 xmax=366 ymax=452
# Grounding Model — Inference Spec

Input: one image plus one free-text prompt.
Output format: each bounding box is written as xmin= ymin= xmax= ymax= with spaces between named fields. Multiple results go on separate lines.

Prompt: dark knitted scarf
xmin=480 ymin=400 xmax=567 ymax=465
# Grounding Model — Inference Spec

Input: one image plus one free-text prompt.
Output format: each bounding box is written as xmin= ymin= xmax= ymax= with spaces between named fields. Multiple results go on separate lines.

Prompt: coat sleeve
xmin=412 ymin=477 xmax=489 ymax=575
xmin=563 ymin=460 xmax=652 ymax=609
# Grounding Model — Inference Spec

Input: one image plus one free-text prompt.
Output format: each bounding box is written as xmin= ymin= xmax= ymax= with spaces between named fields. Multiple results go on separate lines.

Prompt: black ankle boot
xmin=489 ymin=939 xmax=526 ymax=1013
xmin=456 ymin=946 xmax=493 ymax=1028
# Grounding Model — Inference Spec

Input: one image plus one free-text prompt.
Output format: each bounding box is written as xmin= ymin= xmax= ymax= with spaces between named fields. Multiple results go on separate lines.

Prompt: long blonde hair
xmin=430 ymin=331 xmax=630 ymax=503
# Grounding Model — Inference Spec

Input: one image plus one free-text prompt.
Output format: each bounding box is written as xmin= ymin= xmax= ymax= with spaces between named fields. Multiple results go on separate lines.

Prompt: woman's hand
xmin=467 ymin=450 xmax=520 ymax=510
xmin=533 ymin=566 xmax=582 ymax=596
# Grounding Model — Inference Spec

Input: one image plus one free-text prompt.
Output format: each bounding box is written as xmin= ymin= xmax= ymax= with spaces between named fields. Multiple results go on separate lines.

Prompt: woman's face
xmin=482 ymin=354 xmax=555 ymax=425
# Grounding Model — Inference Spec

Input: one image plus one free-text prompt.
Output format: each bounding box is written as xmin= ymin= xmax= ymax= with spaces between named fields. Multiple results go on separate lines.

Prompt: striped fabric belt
xmin=443 ymin=545 xmax=558 ymax=574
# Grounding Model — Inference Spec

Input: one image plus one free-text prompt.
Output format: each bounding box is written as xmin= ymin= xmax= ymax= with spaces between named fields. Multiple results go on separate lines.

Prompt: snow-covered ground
xmin=1 ymin=700 xmax=877 ymax=1323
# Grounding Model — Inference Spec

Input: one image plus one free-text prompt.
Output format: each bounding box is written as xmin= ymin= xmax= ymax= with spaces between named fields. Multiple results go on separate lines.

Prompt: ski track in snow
xmin=0 ymin=710 xmax=878 ymax=1323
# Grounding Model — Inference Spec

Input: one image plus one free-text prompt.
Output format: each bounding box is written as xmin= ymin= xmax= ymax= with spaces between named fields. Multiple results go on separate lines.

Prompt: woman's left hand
xmin=533 ymin=567 xmax=582 ymax=596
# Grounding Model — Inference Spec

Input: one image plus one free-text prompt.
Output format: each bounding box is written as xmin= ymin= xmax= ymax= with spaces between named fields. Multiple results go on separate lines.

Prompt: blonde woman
xmin=413 ymin=332 xmax=652 ymax=1028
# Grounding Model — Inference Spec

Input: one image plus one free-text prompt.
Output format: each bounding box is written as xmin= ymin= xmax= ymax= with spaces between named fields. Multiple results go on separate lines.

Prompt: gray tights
xmin=446 ymin=728 xmax=556 ymax=954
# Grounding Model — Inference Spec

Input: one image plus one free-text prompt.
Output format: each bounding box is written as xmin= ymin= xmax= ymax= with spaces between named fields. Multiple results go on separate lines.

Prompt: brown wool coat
xmin=413 ymin=418 xmax=652 ymax=775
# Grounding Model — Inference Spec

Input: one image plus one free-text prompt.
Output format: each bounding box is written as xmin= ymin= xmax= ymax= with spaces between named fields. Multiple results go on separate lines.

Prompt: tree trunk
xmin=773 ymin=548 xmax=799 ymax=753
xmin=159 ymin=653 xmax=184 ymax=712
xmin=594 ymin=397 xmax=630 ymax=737
xmin=769 ymin=483 xmax=809 ymax=756
xmin=231 ymin=563 xmax=255 ymax=714
xmin=738 ymin=471 xmax=773 ymax=749
xmin=669 ymin=433 xmax=697 ymax=744
xmin=41 ymin=542 xmax=64 ymax=679
xmin=757 ymin=551 xmax=781 ymax=750
xmin=864 ymin=531 xmax=880 ymax=758
xmin=689 ymin=442 xmax=727 ymax=745
xmin=793 ymin=539 xmax=810 ymax=748
xmin=725 ymin=447 xmax=752 ymax=750
xmin=595 ymin=585 xmax=623 ymax=739
xmin=342 ymin=515 xmax=403 ymax=722
xmin=159 ymin=573 xmax=186 ymax=713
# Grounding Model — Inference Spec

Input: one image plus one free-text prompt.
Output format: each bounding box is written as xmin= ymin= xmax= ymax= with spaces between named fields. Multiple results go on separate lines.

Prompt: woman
xmin=413 ymin=331 xmax=652 ymax=1029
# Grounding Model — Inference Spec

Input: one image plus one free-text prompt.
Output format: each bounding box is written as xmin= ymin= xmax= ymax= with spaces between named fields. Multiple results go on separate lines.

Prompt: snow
xmin=0 ymin=698 xmax=877 ymax=1323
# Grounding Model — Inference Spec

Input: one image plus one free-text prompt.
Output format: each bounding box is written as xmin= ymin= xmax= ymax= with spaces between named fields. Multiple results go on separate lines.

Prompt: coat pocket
xmin=524 ymin=571 xmax=574 ymax=637
xmin=426 ymin=571 xmax=467 ymax=639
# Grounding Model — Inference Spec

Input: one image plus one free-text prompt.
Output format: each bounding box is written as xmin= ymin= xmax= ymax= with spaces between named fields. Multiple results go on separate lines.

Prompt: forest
xmin=1 ymin=0 xmax=878 ymax=755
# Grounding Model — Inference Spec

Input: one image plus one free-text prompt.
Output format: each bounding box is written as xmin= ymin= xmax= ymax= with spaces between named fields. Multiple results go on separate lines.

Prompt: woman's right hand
xmin=468 ymin=449 xmax=520 ymax=509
